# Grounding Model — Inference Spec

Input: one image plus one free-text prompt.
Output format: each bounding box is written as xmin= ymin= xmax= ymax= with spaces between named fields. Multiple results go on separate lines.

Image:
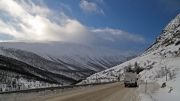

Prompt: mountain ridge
xmin=0 ymin=42 xmax=136 ymax=91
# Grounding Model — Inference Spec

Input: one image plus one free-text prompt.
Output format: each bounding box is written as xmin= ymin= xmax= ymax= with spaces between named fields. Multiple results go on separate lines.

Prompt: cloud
xmin=0 ymin=0 xmax=147 ymax=53
xmin=60 ymin=3 xmax=72 ymax=12
xmin=91 ymin=27 xmax=145 ymax=43
xmin=79 ymin=0 xmax=104 ymax=15
xmin=0 ymin=0 xmax=90 ymax=43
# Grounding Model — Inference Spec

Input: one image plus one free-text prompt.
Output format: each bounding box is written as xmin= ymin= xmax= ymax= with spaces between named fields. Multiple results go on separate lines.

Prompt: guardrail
xmin=0 ymin=81 xmax=117 ymax=94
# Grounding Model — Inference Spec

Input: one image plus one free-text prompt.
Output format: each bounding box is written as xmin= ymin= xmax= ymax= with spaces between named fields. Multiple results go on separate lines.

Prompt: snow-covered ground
xmin=139 ymin=67 xmax=180 ymax=101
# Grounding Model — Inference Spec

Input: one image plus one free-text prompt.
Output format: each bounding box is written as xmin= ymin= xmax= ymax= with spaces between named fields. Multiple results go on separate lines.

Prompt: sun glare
xmin=29 ymin=18 xmax=45 ymax=36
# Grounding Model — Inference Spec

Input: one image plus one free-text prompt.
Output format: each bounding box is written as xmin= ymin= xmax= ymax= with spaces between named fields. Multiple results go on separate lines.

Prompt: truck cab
xmin=124 ymin=72 xmax=137 ymax=87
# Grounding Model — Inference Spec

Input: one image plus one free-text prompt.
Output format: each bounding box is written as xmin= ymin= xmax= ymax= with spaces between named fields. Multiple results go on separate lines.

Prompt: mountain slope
xmin=79 ymin=13 xmax=180 ymax=101
xmin=0 ymin=42 xmax=136 ymax=91
xmin=0 ymin=55 xmax=76 ymax=85
xmin=144 ymin=13 xmax=180 ymax=55
xmin=80 ymin=13 xmax=180 ymax=85
xmin=0 ymin=42 xmax=136 ymax=71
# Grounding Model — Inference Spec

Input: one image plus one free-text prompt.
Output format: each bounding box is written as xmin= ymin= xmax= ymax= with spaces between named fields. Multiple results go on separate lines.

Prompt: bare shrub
xmin=175 ymin=40 xmax=180 ymax=46
xmin=155 ymin=67 xmax=167 ymax=78
xmin=155 ymin=67 xmax=177 ymax=81
xmin=135 ymin=67 xmax=144 ymax=74
xmin=144 ymin=62 xmax=146 ymax=66
xmin=124 ymin=64 xmax=133 ymax=72
xmin=124 ymin=62 xmax=144 ymax=74
xmin=168 ymin=69 xmax=177 ymax=80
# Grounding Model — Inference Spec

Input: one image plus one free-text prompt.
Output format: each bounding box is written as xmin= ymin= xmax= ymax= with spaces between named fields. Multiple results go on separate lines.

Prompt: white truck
xmin=124 ymin=72 xmax=138 ymax=87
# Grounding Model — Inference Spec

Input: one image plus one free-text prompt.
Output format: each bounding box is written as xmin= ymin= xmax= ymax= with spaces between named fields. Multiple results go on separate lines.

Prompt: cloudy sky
xmin=0 ymin=0 xmax=180 ymax=54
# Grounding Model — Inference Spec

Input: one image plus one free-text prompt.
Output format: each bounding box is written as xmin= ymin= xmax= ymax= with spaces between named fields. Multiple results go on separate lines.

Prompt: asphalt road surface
xmin=25 ymin=82 xmax=139 ymax=101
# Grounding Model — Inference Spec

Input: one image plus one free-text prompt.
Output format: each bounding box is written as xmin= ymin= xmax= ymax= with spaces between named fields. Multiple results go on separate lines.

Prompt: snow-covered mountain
xmin=0 ymin=42 xmax=136 ymax=91
xmin=79 ymin=14 xmax=180 ymax=101
xmin=0 ymin=42 xmax=136 ymax=72
xmin=79 ymin=14 xmax=180 ymax=100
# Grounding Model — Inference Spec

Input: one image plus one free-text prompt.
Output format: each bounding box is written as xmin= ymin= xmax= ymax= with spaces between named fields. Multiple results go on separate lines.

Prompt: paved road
xmin=25 ymin=82 xmax=139 ymax=101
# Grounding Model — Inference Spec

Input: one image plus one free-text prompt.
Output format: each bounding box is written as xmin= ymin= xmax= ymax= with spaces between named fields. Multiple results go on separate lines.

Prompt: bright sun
xmin=29 ymin=18 xmax=45 ymax=36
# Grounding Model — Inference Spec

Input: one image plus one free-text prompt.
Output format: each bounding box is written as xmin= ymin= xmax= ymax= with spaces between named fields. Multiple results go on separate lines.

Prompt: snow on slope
xmin=79 ymin=14 xmax=180 ymax=101
xmin=0 ymin=42 xmax=136 ymax=71
xmin=0 ymin=42 xmax=136 ymax=92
